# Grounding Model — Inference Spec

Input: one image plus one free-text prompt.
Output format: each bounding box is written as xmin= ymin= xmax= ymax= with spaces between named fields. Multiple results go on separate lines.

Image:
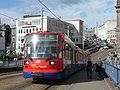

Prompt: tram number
xmin=32 ymin=73 xmax=44 ymax=77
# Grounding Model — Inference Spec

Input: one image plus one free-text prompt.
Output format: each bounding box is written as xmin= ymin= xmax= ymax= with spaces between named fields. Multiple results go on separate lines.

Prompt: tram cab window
xmin=65 ymin=44 xmax=69 ymax=50
xmin=60 ymin=39 xmax=65 ymax=59
xmin=65 ymin=44 xmax=70 ymax=60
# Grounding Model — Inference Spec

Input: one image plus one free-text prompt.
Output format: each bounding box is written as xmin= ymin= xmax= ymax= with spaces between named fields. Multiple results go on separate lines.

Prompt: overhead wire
xmin=37 ymin=0 xmax=62 ymax=21
xmin=0 ymin=12 xmax=15 ymax=20
xmin=0 ymin=12 xmax=27 ymax=24
xmin=0 ymin=0 xmax=62 ymax=23
xmin=0 ymin=12 xmax=17 ymax=22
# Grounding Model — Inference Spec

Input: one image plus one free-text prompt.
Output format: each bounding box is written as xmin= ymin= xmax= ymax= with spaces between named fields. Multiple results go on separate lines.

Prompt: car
xmin=107 ymin=45 xmax=113 ymax=48
xmin=103 ymin=46 xmax=108 ymax=49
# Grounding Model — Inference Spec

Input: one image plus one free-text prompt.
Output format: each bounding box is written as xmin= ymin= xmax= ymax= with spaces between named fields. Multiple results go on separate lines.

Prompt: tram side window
xmin=65 ymin=44 xmax=69 ymax=60
xmin=70 ymin=48 xmax=73 ymax=65
xmin=60 ymin=40 xmax=64 ymax=58
xmin=73 ymin=50 xmax=76 ymax=64
xmin=78 ymin=53 xmax=84 ymax=64
xmin=76 ymin=52 xmax=78 ymax=64
xmin=74 ymin=51 xmax=77 ymax=64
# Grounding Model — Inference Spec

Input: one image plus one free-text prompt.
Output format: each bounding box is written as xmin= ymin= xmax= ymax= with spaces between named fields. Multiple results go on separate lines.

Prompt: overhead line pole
xmin=37 ymin=0 xmax=61 ymax=21
xmin=41 ymin=7 xmax=43 ymax=31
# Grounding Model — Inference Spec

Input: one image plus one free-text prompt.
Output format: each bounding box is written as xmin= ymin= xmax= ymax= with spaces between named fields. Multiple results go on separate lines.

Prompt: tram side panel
xmin=63 ymin=42 xmax=85 ymax=77
xmin=23 ymin=31 xmax=85 ymax=80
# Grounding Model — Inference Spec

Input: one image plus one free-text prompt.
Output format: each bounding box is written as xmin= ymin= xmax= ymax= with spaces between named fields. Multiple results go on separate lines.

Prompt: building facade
xmin=116 ymin=0 xmax=120 ymax=55
xmin=11 ymin=25 xmax=16 ymax=52
xmin=84 ymin=28 xmax=95 ymax=40
xmin=0 ymin=24 xmax=5 ymax=53
xmin=66 ymin=20 xmax=84 ymax=48
xmin=16 ymin=15 xmax=84 ymax=53
xmin=95 ymin=20 xmax=117 ymax=44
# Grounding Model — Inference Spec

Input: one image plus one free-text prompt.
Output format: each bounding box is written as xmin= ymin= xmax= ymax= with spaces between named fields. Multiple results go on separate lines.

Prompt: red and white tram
xmin=23 ymin=31 xmax=86 ymax=81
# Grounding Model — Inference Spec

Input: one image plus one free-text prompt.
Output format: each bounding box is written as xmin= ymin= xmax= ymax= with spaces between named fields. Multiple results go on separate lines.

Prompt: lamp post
xmin=41 ymin=7 xmax=43 ymax=31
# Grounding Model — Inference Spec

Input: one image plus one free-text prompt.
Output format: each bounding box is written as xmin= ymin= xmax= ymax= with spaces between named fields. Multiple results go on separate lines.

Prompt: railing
xmin=102 ymin=57 xmax=120 ymax=88
xmin=0 ymin=59 xmax=23 ymax=68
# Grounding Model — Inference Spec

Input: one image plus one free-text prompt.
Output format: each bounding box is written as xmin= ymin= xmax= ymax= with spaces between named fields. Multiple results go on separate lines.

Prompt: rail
xmin=102 ymin=57 xmax=120 ymax=88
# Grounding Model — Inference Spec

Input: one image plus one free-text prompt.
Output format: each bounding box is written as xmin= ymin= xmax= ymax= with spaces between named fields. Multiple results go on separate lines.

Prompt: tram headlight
xmin=24 ymin=61 xmax=29 ymax=65
xmin=50 ymin=61 xmax=56 ymax=66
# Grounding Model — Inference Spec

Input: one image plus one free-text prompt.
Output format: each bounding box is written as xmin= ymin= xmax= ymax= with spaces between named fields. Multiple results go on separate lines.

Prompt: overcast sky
xmin=0 ymin=0 xmax=116 ymax=28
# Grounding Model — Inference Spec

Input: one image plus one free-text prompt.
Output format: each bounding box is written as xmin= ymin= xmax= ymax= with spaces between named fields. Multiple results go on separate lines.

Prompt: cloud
xmin=45 ymin=0 xmax=90 ymax=5
xmin=0 ymin=0 xmax=41 ymax=18
xmin=0 ymin=0 xmax=116 ymax=27
xmin=45 ymin=0 xmax=116 ymax=27
xmin=0 ymin=0 xmax=41 ymax=25
xmin=58 ymin=0 xmax=89 ymax=5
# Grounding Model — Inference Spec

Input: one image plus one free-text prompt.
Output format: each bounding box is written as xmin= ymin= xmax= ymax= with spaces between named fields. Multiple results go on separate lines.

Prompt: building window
xmin=76 ymin=38 xmax=78 ymax=42
xmin=39 ymin=28 xmax=41 ymax=31
xmin=30 ymin=29 xmax=31 ymax=33
xmin=33 ymin=28 xmax=35 ymax=31
xmin=73 ymin=38 xmax=75 ymax=42
xmin=21 ymin=29 xmax=22 ymax=33
xmin=19 ymin=44 xmax=20 ymax=49
xmin=36 ymin=28 xmax=38 ymax=31
xmin=26 ymin=29 xmax=28 ymax=33
xmin=18 ymin=36 xmax=20 ymax=41
xmin=19 ymin=29 xmax=20 ymax=33
xmin=24 ymin=29 xmax=25 ymax=33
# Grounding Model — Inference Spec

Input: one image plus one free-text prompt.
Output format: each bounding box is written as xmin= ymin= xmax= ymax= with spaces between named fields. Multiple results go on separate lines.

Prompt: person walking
xmin=95 ymin=63 xmax=101 ymax=80
xmin=86 ymin=56 xmax=93 ymax=80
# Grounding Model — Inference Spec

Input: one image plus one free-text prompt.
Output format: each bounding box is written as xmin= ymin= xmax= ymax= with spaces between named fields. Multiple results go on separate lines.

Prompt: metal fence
xmin=103 ymin=56 xmax=120 ymax=68
xmin=0 ymin=59 xmax=23 ymax=68
xmin=102 ymin=56 xmax=120 ymax=88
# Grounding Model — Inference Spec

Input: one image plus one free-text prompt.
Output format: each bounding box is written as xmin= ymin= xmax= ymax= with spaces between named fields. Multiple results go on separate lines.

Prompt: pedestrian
xmin=86 ymin=56 xmax=93 ymax=80
xmin=95 ymin=63 xmax=101 ymax=80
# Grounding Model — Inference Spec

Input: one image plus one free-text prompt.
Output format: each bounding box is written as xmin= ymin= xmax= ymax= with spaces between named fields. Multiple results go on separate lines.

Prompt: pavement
xmin=64 ymin=65 xmax=119 ymax=90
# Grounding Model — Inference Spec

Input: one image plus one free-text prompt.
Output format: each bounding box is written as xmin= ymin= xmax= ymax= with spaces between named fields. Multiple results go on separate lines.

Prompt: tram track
xmin=0 ymin=72 xmax=22 ymax=81
xmin=0 ymin=71 xmax=54 ymax=90
xmin=9 ymin=81 xmax=54 ymax=90
xmin=40 ymin=84 xmax=53 ymax=90
xmin=0 ymin=71 xmax=22 ymax=76
xmin=8 ymin=79 xmax=32 ymax=90
xmin=0 ymin=49 xmax=114 ymax=90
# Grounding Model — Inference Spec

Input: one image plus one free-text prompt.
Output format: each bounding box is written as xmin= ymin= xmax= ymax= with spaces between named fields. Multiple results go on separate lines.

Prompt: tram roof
xmin=25 ymin=31 xmax=62 ymax=35
xmin=64 ymin=34 xmax=77 ymax=50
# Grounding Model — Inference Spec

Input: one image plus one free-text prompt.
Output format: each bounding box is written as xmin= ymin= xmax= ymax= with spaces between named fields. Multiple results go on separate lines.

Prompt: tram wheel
xmin=32 ymin=78 xmax=39 ymax=83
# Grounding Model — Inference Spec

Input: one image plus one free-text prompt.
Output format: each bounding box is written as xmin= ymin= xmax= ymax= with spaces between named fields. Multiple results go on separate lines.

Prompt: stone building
xmin=84 ymin=28 xmax=95 ymax=40
xmin=95 ymin=20 xmax=117 ymax=44
xmin=16 ymin=15 xmax=84 ymax=53
xmin=0 ymin=24 xmax=5 ymax=53
xmin=115 ymin=0 xmax=120 ymax=55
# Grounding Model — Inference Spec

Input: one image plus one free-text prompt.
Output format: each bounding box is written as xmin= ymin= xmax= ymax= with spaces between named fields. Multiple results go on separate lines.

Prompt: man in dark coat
xmin=95 ymin=63 xmax=101 ymax=79
xmin=86 ymin=56 xmax=93 ymax=80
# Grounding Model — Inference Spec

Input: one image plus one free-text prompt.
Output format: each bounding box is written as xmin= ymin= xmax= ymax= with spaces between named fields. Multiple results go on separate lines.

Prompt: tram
xmin=23 ymin=31 xmax=86 ymax=81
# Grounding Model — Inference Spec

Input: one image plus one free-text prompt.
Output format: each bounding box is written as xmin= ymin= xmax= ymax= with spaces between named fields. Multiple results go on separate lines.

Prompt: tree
xmin=4 ymin=24 xmax=11 ymax=47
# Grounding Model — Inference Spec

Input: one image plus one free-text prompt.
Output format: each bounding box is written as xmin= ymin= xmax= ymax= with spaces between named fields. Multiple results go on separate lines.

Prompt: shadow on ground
xmin=33 ymin=64 xmax=108 ymax=86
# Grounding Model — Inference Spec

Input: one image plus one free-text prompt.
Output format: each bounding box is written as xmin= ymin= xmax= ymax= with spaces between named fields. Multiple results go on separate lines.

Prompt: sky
xmin=0 ymin=0 xmax=116 ymax=28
